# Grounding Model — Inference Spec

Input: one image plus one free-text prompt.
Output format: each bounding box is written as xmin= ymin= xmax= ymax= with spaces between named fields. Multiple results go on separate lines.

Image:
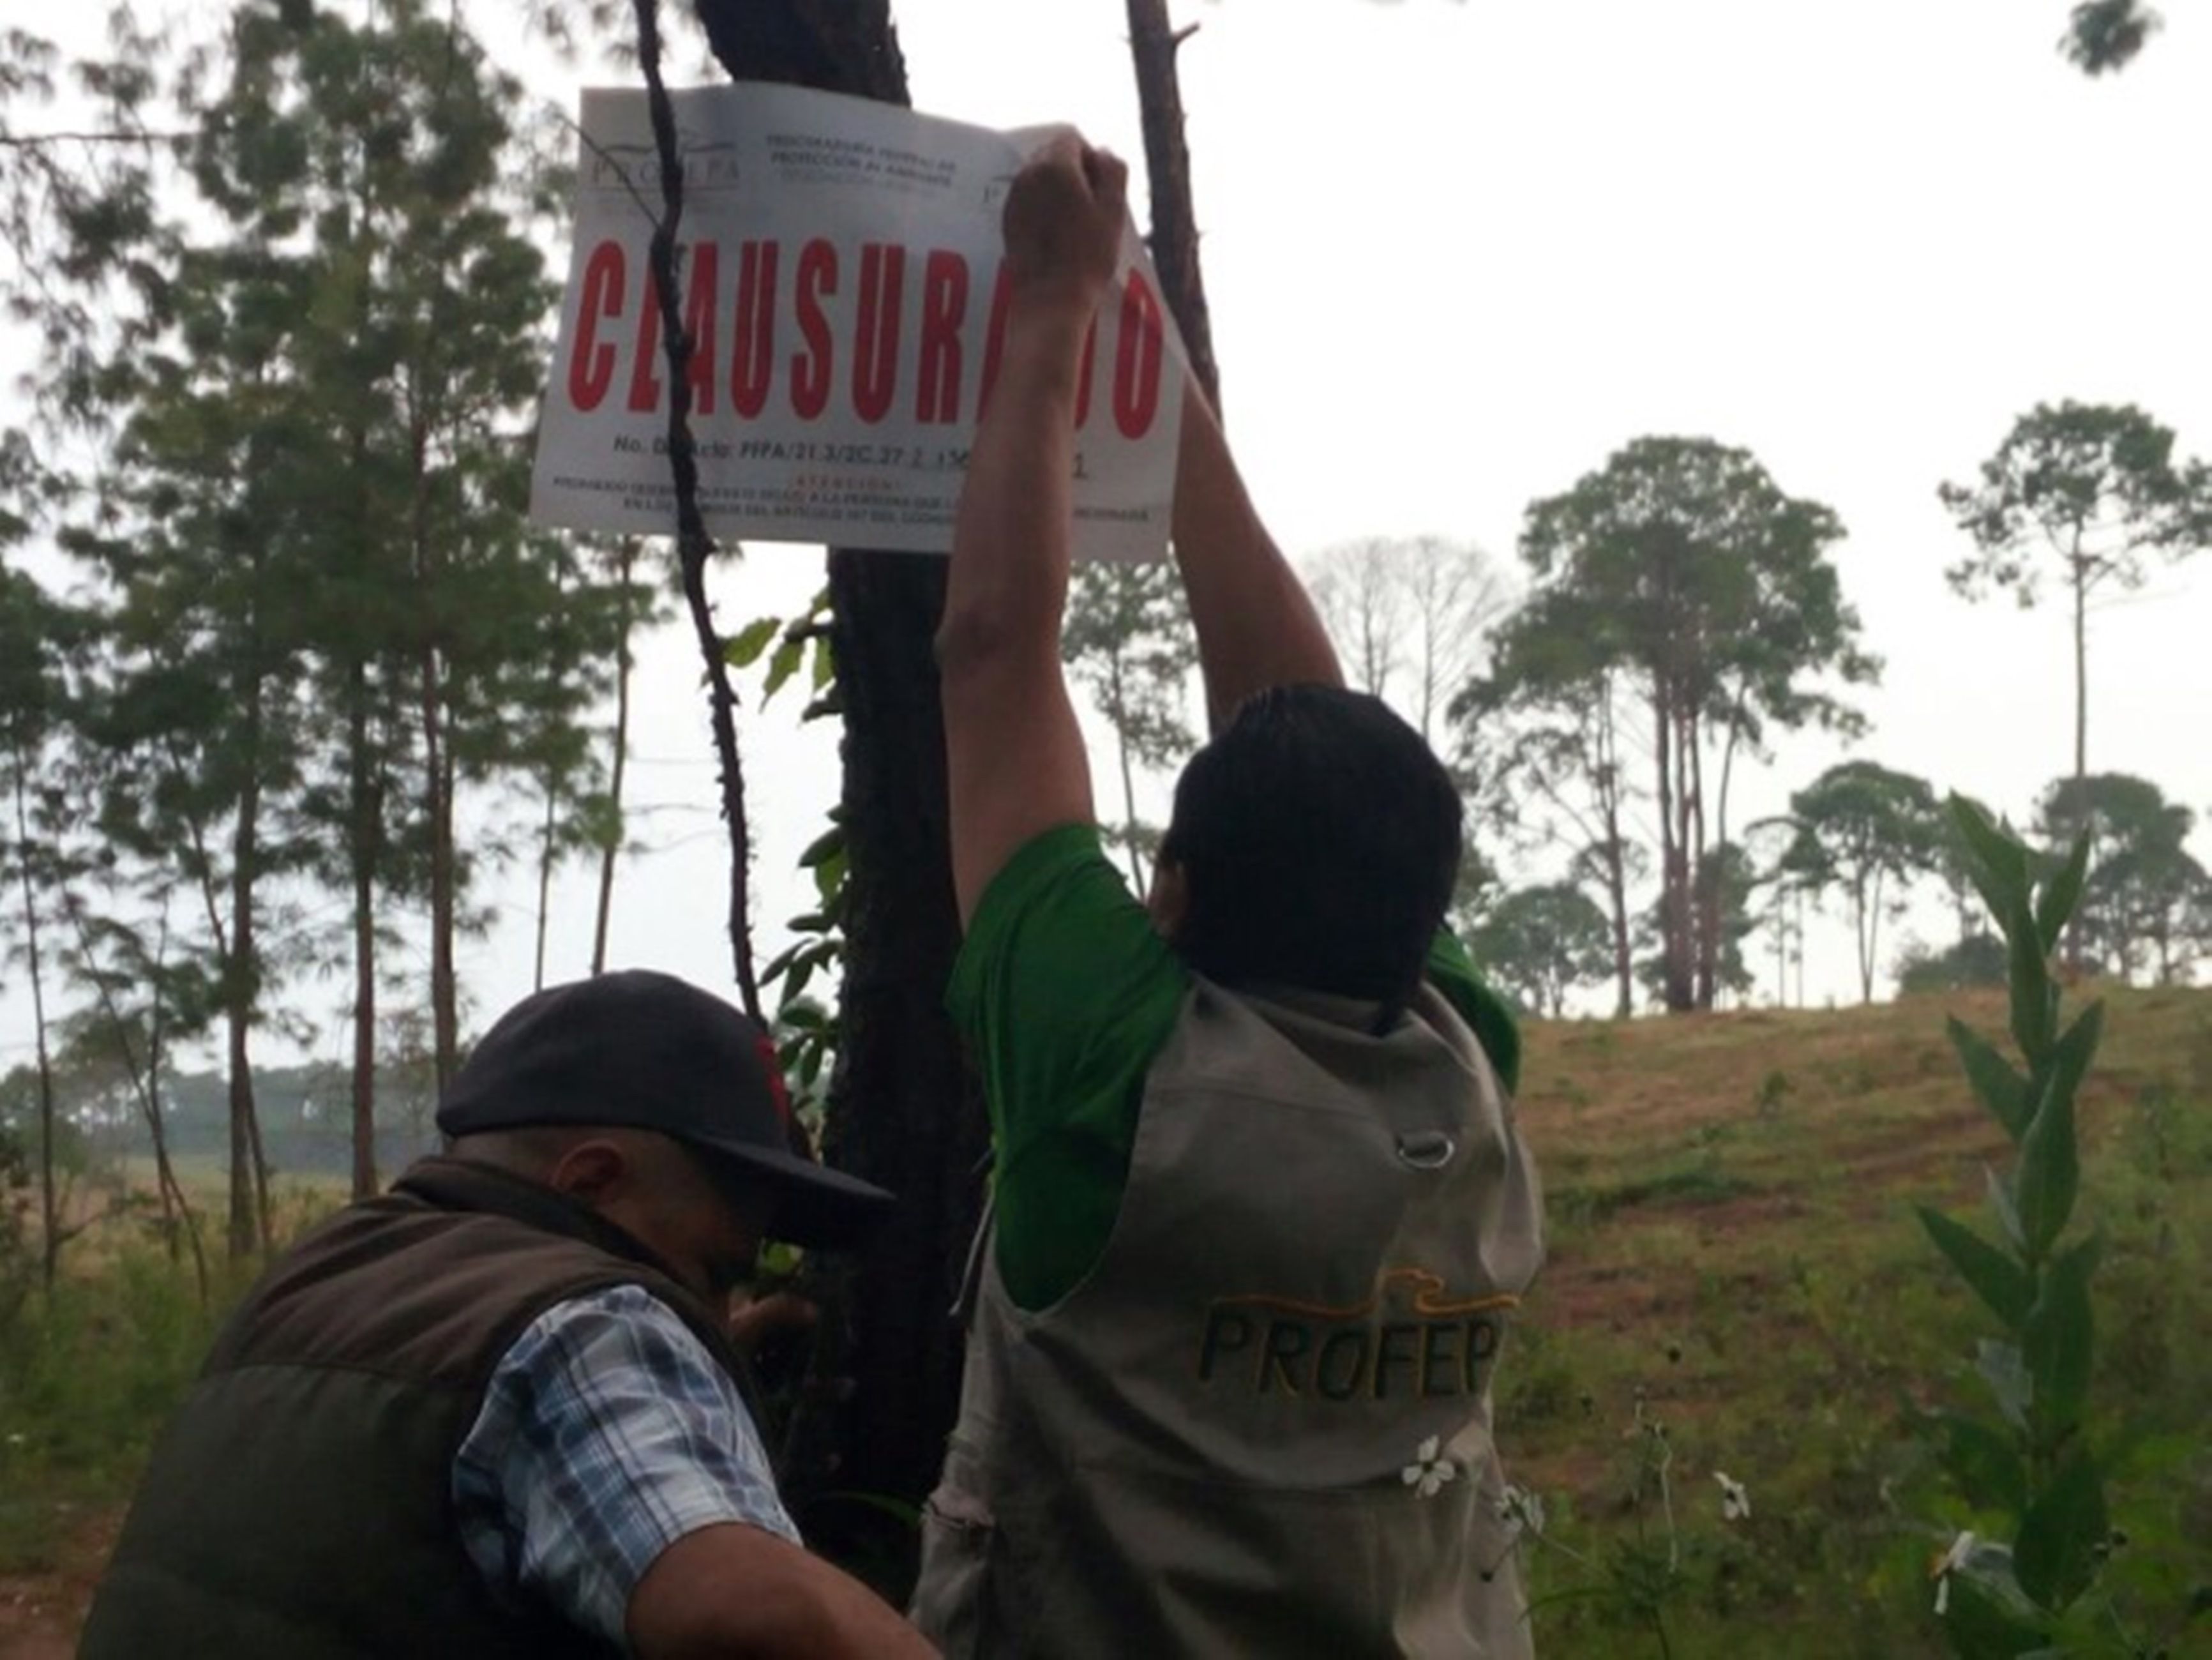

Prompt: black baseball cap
xmin=435 ymin=970 xmax=894 ymax=1249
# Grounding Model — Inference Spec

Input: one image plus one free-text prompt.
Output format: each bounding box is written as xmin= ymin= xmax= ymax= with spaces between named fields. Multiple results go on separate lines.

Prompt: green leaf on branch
xmin=2013 ymin=1447 xmax=2106 ymax=1613
xmin=811 ymin=635 xmax=836 ymax=691
xmin=798 ymin=824 xmax=846 ymax=868
xmin=2023 ymin=1234 xmax=2099 ymax=1443
xmin=2006 ymin=922 xmax=2057 ymax=1064
xmin=1939 ymin=1571 xmax=2052 ymax=1659
xmin=1936 ymin=1410 xmax=2029 ymax=1514
xmin=2033 ymin=834 xmax=2090 ymax=957
xmin=2030 ymin=1002 xmax=2103 ymax=1129
xmin=724 ymin=614 xmax=781 ymax=668
xmin=813 ymin=849 xmax=848 ymax=907
xmin=1985 ymin=1165 xmax=2028 ymax=1255
xmin=1949 ymin=1017 xmax=2033 ymax=1142
xmin=1976 ymin=1338 xmax=2032 ymax=1431
xmin=762 ymin=635 xmax=805 ymax=702
xmin=2015 ymin=1069 xmax=2081 ymax=1258
xmin=1918 ymin=1206 xmax=2035 ymax=1327
xmin=1950 ymin=796 xmax=2032 ymax=914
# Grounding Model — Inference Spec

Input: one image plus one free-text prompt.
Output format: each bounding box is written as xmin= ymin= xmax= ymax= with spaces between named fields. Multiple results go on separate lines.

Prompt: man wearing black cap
xmin=82 ymin=970 xmax=935 ymax=1660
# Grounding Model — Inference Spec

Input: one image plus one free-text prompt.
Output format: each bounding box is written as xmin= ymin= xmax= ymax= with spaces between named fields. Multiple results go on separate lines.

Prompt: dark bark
xmin=592 ymin=543 xmax=640 ymax=977
xmin=1653 ymin=692 xmax=1694 ymax=1013
xmin=685 ymin=0 xmax=989 ymax=1575
xmin=2067 ymin=534 xmax=2089 ymax=974
xmin=13 ymin=767 xmax=60 ymax=1290
xmin=350 ymin=660 xmax=380 ymax=1198
xmin=1689 ymin=711 xmax=1712 ymax=1009
xmin=227 ymin=670 xmax=271 ymax=1258
xmin=410 ymin=429 xmax=463 ymax=1093
xmin=634 ymin=8 xmax=764 ymax=1019
xmin=1124 ymin=0 xmax=1221 ymax=409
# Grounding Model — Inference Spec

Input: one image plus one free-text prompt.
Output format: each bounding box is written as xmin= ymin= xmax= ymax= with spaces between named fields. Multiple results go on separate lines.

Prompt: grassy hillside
xmin=1 ymin=986 xmax=2205 ymax=1656
xmin=1503 ymin=983 xmax=2212 ymax=1657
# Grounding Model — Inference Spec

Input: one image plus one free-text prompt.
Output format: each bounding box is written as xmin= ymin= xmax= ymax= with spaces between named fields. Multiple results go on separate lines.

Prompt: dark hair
xmin=1159 ymin=684 xmax=1462 ymax=1007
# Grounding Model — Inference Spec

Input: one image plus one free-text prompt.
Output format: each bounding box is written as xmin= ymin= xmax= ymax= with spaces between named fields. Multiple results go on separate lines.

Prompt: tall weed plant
xmin=1913 ymin=797 xmax=2206 ymax=1658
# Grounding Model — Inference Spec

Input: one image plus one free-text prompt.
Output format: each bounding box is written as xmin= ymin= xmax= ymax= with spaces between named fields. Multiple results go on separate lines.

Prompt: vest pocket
xmin=911 ymin=1478 xmax=998 ymax=1658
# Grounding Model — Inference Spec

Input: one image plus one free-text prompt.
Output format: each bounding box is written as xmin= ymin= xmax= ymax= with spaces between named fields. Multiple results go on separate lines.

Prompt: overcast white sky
xmin=7 ymin=0 xmax=2210 ymax=1072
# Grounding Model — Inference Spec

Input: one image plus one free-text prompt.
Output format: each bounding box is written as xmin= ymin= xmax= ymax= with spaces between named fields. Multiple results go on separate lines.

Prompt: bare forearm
xmin=629 ymin=1525 xmax=937 ymax=1660
xmin=1170 ymin=385 xmax=1343 ymax=729
xmin=938 ymin=305 xmax=1088 ymax=667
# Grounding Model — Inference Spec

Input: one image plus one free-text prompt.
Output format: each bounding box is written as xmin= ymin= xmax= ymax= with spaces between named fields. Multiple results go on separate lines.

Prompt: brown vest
xmin=80 ymin=1157 xmax=749 ymax=1660
xmin=913 ymin=977 xmax=1546 ymax=1657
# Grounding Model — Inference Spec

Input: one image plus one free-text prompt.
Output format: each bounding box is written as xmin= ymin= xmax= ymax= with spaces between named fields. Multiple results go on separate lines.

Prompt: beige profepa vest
xmin=914 ymin=974 xmax=1545 ymax=1657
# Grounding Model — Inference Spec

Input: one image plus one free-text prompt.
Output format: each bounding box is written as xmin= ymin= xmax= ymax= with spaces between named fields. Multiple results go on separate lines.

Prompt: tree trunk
xmin=421 ymin=637 xmax=458 ymax=1085
xmin=350 ymin=661 xmax=380 ymax=1198
xmin=1594 ymin=688 xmax=1634 ymax=1018
xmin=1604 ymin=833 xmax=1633 ymax=1018
xmin=2067 ymin=541 xmax=2089 ymax=973
xmin=593 ymin=541 xmax=640 ymax=977
xmin=1700 ymin=699 xmax=1747 ymax=1009
xmin=1653 ymin=692 xmax=1694 ymax=1013
xmin=1124 ymin=0 xmax=1221 ymax=409
xmin=1108 ymin=643 xmax=1146 ymax=890
xmin=1855 ymin=870 xmax=1877 ymax=1004
xmin=143 ymin=999 xmax=209 ymax=1304
xmin=227 ymin=673 xmax=271 ymax=1258
xmin=12 ymin=768 xmax=60 ymax=1290
xmin=411 ymin=410 xmax=460 ymax=1088
xmin=1690 ymin=720 xmax=1713 ymax=1009
xmin=689 ymin=0 xmax=989 ymax=1581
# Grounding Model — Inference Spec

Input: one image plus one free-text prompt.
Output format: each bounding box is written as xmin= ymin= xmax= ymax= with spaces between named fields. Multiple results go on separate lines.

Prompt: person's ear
xmin=1147 ymin=857 xmax=1190 ymax=940
xmin=546 ymin=1139 xmax=628 ymax=1205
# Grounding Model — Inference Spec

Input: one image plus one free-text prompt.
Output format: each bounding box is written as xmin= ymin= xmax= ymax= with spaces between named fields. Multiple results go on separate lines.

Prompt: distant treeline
xmin=78 ymin=1067 xmax=439 ymax=1184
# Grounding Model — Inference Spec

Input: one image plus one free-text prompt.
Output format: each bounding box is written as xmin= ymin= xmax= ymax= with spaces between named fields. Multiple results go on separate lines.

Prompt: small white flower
xmin=1401 ymin=1435 xmax=1459 ymax=1499
xmin=1495 ymin=1483 xmax=1546 ymax=1541
xmin=1931 ymin=1530 xmax=1976 ymax=1615
xmin=1713 ymin=1470 xmax=1750 ymax=1522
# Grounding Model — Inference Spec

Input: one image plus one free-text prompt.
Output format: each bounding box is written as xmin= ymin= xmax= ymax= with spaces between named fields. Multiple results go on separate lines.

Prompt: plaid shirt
xmin=452 ymin=1285 xmax=800 ymax=1651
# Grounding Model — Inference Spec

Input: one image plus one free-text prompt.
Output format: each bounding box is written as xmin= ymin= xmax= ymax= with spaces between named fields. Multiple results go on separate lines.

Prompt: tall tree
xmin=2061 ymin=1 xmax=2161 ymax=72
xmin=1468 ymin=882 xmax=1613 ymax=1019
xmin=1307 ymin=535 xmax=1509 ymax=748
xmin=1777 ymin=760 xmax=1944 ymax=1003
xmin=1940 ymin=402 xmax=2211 ymax=790
xmin=688 ymin=0 xmax=992 ymax=1553
xmin=56 ymin=891 xmax=210 ymax=1299
xmin=1637 ymin=843 xmax=1758 ymax=1010
xmin=1060 ymin=563 xmax=1198 ymax=890
xmin=1459 ymin=652 xmax=1644 ymax=1018
xmin=197 ymin=0 xmax=614 ymax=1193
xmin=1507 ymin=437 xmax=1874 ymax=1012
xmin=0 ymin=567 xmax=83 ymax=1287
xmin=2035 ymin=772 xmax=2210 ymax=983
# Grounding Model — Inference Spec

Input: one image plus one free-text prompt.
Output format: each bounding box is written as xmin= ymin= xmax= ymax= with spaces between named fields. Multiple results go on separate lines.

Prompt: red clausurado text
xmin=562 ymin=238 xmax=1171 ymax=440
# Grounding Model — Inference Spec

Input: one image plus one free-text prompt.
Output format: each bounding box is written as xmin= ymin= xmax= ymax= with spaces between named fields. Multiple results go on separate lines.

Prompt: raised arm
xmin=1170 ymin=382 xmax=1343 ymax=730
xmin=935 ymin=137 xmax=1127 ymax=926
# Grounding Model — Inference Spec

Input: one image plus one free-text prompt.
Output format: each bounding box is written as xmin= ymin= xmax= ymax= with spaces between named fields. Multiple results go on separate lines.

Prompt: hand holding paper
xmin=1001 ymin=135 xmax=1129 ymax=322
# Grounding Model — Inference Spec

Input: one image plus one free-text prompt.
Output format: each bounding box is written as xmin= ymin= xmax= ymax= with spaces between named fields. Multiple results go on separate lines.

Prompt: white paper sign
xmin=529 ymin=84 xmax=1184 ymax=561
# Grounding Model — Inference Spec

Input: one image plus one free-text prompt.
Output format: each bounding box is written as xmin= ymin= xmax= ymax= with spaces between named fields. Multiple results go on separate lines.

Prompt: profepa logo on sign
xmin=1198 ymin=1269 xmax=1519 ymax=1403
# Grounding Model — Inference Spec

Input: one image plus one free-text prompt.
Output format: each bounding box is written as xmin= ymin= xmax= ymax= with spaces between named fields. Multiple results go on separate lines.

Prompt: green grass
xmin=3 ymin=986 xmax=2208 ymax=1654
xmin=0 ymin=1172 xmax=345 ymax=1576
xmin=1503 ymin=982 xmax=2212 ymax=1657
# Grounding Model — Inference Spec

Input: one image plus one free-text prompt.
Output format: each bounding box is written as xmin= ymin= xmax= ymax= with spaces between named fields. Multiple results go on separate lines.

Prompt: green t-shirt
xmin=947 ymin=824 xmax=1522 ymax=1312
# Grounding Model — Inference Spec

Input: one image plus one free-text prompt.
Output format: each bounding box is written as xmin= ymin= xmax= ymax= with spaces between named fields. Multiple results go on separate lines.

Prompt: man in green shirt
xmin=914 ymin=135 xmax=1544 ymax=1657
